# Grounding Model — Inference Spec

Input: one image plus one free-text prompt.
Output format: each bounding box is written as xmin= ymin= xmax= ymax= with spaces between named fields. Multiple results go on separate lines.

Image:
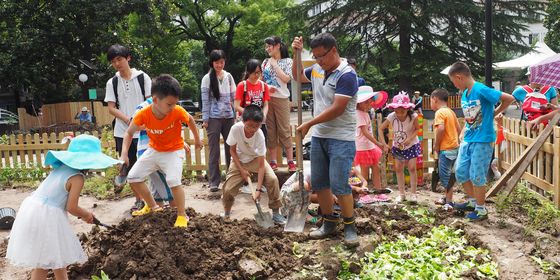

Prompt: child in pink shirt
xmin=354 ymin=86 xmax=388 ymax=202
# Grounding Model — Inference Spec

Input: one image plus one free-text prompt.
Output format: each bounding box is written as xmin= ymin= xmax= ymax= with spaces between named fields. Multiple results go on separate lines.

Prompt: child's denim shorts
xmin=455 ymin=142 xmax=494 ymax=186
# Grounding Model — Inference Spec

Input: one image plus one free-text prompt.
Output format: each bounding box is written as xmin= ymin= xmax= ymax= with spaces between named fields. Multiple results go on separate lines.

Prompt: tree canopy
xmin=291 ymin=0 xmax=545 ymax=93
xmin=545 ymin=0 xmax=560 ymax=53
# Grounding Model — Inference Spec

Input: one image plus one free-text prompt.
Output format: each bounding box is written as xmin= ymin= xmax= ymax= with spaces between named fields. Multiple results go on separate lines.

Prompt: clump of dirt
xmin=193 ymin=192 xmax=222 ymax=200
xmin=0 ymin=239 xmax=6 ymax=258
xmin=70 ymin=208 xmax=309 ymax=280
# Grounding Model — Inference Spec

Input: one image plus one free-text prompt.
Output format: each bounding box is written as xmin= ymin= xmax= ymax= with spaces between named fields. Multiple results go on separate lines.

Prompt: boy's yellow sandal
xmin=131 ymin=204 xmax=162 ymax=217
xmin=174 ymin=215 xmax=189 ymax=228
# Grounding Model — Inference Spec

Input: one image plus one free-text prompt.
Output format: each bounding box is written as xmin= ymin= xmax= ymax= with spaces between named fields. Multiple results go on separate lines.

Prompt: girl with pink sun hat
xmin=378 ymin=91 xmax=421 ymax=203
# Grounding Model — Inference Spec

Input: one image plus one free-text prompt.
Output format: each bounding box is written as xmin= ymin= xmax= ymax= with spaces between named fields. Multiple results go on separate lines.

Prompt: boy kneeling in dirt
xmin=120 ymin=74 xmax=202 ymax=228
xmin=221 ymin=105 xmax=286 ymax=225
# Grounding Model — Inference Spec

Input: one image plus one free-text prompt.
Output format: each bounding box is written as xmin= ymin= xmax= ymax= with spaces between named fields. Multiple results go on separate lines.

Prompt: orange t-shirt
xmin=133 ymin=105 xmax=191 ymax=152
xmin=434 ymin=107 xmax=459 ymax=151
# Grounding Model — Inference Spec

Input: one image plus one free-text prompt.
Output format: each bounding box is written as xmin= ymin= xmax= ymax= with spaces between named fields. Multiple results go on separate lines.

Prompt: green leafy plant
xmin=91 ymin=270 xmax=110 ymax=280
xmin=0 ymin=164 xmax=46 ymax=186
xmin=530 ymin=256 xmax=554 ymax=274
xmin=403 ymin=206 xmax=435 ymax=224
xmin=339 ymin=225 xmax=499 ymax=280
xmin=496 ymin=184 xmax=560 ymax=235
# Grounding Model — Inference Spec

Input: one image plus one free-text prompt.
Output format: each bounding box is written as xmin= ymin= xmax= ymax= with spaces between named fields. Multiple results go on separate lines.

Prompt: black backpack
xmin=112 ymin=73 xmax=146 ymax=109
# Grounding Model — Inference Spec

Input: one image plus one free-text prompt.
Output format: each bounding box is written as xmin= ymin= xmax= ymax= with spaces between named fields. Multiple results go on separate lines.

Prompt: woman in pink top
xmin=354 ymin=86 xmax=388 ymax=202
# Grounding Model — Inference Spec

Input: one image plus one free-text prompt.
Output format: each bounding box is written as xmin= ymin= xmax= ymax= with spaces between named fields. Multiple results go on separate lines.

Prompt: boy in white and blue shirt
xmin=447 ymin=62 xmax=514 ymax=221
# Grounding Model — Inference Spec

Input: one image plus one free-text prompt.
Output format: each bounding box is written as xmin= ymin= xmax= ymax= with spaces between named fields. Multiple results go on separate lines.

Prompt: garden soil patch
xmin=69 ymin=205 xmax=437 ymax=280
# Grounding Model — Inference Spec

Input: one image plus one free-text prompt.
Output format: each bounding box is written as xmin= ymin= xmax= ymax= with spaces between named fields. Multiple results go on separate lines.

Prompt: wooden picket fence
xmin=422 ymin=95 xmax=462 ymax=110
xmin=17 ymin=101 xmax=113 ymax=131
xmin=2 ymin=115 xmax=560 ymax=207
xmin=0 ymin=131 xmax=113 ymax=169
xmin=183 ymin=126 xmax=301 ymax=177
xmin=498 ymin=117 xmax=560 ymax=207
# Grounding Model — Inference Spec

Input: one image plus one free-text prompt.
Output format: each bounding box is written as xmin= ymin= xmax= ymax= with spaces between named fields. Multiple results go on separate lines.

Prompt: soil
xmin=68 ymin=205 xmax=441 ymax=280
xmin=1 ymin=181 xmax=560 ymax=279
xmin=70 ymin=208 xmax=309 ymax=280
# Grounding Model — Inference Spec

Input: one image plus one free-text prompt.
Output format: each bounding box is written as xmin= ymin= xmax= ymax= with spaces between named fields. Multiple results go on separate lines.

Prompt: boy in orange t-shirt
xmin=120 ymin=74 xmax=202 ymax=228
xmin=430 ymin=88 xmax=461 ymax=210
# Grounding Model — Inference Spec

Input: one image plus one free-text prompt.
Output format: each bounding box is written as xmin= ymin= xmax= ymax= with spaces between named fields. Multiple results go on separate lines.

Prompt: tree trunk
xmin=398 ymin=0 xmax=412 ymax=93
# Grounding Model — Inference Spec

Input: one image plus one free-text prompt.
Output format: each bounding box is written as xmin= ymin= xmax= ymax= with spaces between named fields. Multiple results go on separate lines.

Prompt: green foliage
xmin=545 ymin=0 xmax=560 ymax=53
xmin=495 ymin=184 xmax=560 ymax=235
xmin=0 ymin=0 xmax=196 ymax=104
xmin=402 ymin=206 xmax=435 ymax=224
xmin=530 ymin=256 xmax=558 ymax=275
xmin=91 ymin=270 xmax=110 ymax=280
xmin=292 ymin=0 xmax=544 ymax=93
xmin=0 ymin=134 xmax=8 ymax=144
xmin=173 ymin=0 xmax=301 ymax=81
xmin=0 ymin=164 xmax=46 ymax=186
xmin=339 ymin=225 xmax=499 ymax=280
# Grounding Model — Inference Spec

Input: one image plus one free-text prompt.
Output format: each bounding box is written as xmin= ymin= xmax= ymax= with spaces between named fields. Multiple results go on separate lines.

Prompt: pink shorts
xmin=354 ymin=146 xmax=382 ymax=166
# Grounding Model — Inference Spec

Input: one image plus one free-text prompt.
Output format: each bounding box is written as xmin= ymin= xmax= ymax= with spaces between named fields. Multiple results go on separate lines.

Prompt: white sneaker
xmin=240 ymin=184 xmax=251 ymax=194
xmin=409 ymin=194 xmax=418 ymax=204
xmin=395 ymin=195 xmax=406 ymax=203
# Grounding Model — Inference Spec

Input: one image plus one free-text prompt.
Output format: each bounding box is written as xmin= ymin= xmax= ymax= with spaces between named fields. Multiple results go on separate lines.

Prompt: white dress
xmin=6 ymin=165 xmax=87 ymax=269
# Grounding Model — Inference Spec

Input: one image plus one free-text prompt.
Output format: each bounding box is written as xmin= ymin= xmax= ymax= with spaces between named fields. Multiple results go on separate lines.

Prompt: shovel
xmin=93 ymin=217 xmax=122 ymax=232
xmin=284 ymin=171 xmax=310 ymax=232
xmin=80 ymin=216 xmax=122 ymax=232
xmin=113 ymin=164 xmax=128 ymax=194
xmin=431 ymin=158 xmax=439 ymax=192
xmin=284 ymin=45 xmax=309 ymax=233
xmin=247 ymin=177 xmax=274 ymax=229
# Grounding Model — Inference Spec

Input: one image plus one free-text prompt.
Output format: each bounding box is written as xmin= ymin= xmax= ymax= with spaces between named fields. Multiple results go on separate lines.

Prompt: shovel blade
xmin=284 ymin=209 xmax=307 ymax=232
xmin=254 ymin=212 xmax=274 ymax=229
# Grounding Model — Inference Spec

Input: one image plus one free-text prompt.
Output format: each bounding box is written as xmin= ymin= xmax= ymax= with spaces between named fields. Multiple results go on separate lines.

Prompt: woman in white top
xmin=262 ymin=36 xmax=296 ymax=171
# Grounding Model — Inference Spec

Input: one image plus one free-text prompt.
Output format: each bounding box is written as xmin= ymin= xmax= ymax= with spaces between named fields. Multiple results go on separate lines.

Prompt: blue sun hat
xmin=45 ymin=135 xmax=122 ymax=170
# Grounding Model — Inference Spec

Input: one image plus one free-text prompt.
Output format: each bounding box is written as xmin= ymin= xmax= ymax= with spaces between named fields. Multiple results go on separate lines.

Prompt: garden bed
xmin=69 ymin=205 xmax=497 ymax=279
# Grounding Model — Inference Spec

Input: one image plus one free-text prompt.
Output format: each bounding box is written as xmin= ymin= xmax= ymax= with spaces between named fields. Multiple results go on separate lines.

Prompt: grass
xmin=495 ymin=183 xmax=560 ymax=236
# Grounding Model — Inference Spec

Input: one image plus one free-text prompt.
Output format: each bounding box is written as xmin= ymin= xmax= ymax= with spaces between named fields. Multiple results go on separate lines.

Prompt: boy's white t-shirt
xmin=226 ymin=122 xmax=266 ymax=164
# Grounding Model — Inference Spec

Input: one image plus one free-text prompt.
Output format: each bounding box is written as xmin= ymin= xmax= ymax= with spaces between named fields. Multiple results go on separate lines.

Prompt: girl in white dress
xmin=6 ymin=135 xmax=121 ymax=280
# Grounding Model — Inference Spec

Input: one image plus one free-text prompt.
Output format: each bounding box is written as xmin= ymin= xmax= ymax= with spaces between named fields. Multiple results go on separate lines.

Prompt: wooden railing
xmin=422 ymin=95 xmax=462 ymax=110
xmin=0 ymin=131 xmax=113 ymax=168
xmin=17 ymin=101 xmax=113 ymax=131
xmin=498 ymin=117 xmax=560 ymax=207
xmin=2 ymin=115 xmax=560 ymax=207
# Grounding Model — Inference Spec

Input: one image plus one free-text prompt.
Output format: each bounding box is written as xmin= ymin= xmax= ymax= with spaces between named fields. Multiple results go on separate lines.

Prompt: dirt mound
xmin=70 ymin=208 xmax=309 ymax=280
xmin=69 ymin=205 xmax=438 ymax=280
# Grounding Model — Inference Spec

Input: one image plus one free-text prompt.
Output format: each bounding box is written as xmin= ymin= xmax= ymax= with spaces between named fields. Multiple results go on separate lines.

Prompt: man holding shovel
xmin=292 ymin=33 xmax=359 ymax=247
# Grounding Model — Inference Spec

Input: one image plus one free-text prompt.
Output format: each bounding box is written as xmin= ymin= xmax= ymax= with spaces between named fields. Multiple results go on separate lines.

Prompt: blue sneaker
xmin=466 ymin=209 xmax=488 ymax=221
xmin=453 ymin=201 xmax=475 ymax=211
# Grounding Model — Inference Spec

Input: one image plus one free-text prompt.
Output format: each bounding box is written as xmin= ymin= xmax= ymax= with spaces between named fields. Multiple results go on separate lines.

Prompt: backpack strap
xmin=112 ymin=76 xmax=119 ymax=109
xmin=242 ymin=80 xmax=247 ymax=108
xmin=522 ymin=85 xmax=534 ymax=94
xmin=137 ymin=73 xmax=146 ymax=100
xmin=113 ymin=74 xmax=147 ymax=109
xmin=540 ymin=85 xmax=551 ymax=94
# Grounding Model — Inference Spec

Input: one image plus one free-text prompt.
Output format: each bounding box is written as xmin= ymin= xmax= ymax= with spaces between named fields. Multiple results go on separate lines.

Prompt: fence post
xmin=554 ymin=127 xmax=560 ymax=208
